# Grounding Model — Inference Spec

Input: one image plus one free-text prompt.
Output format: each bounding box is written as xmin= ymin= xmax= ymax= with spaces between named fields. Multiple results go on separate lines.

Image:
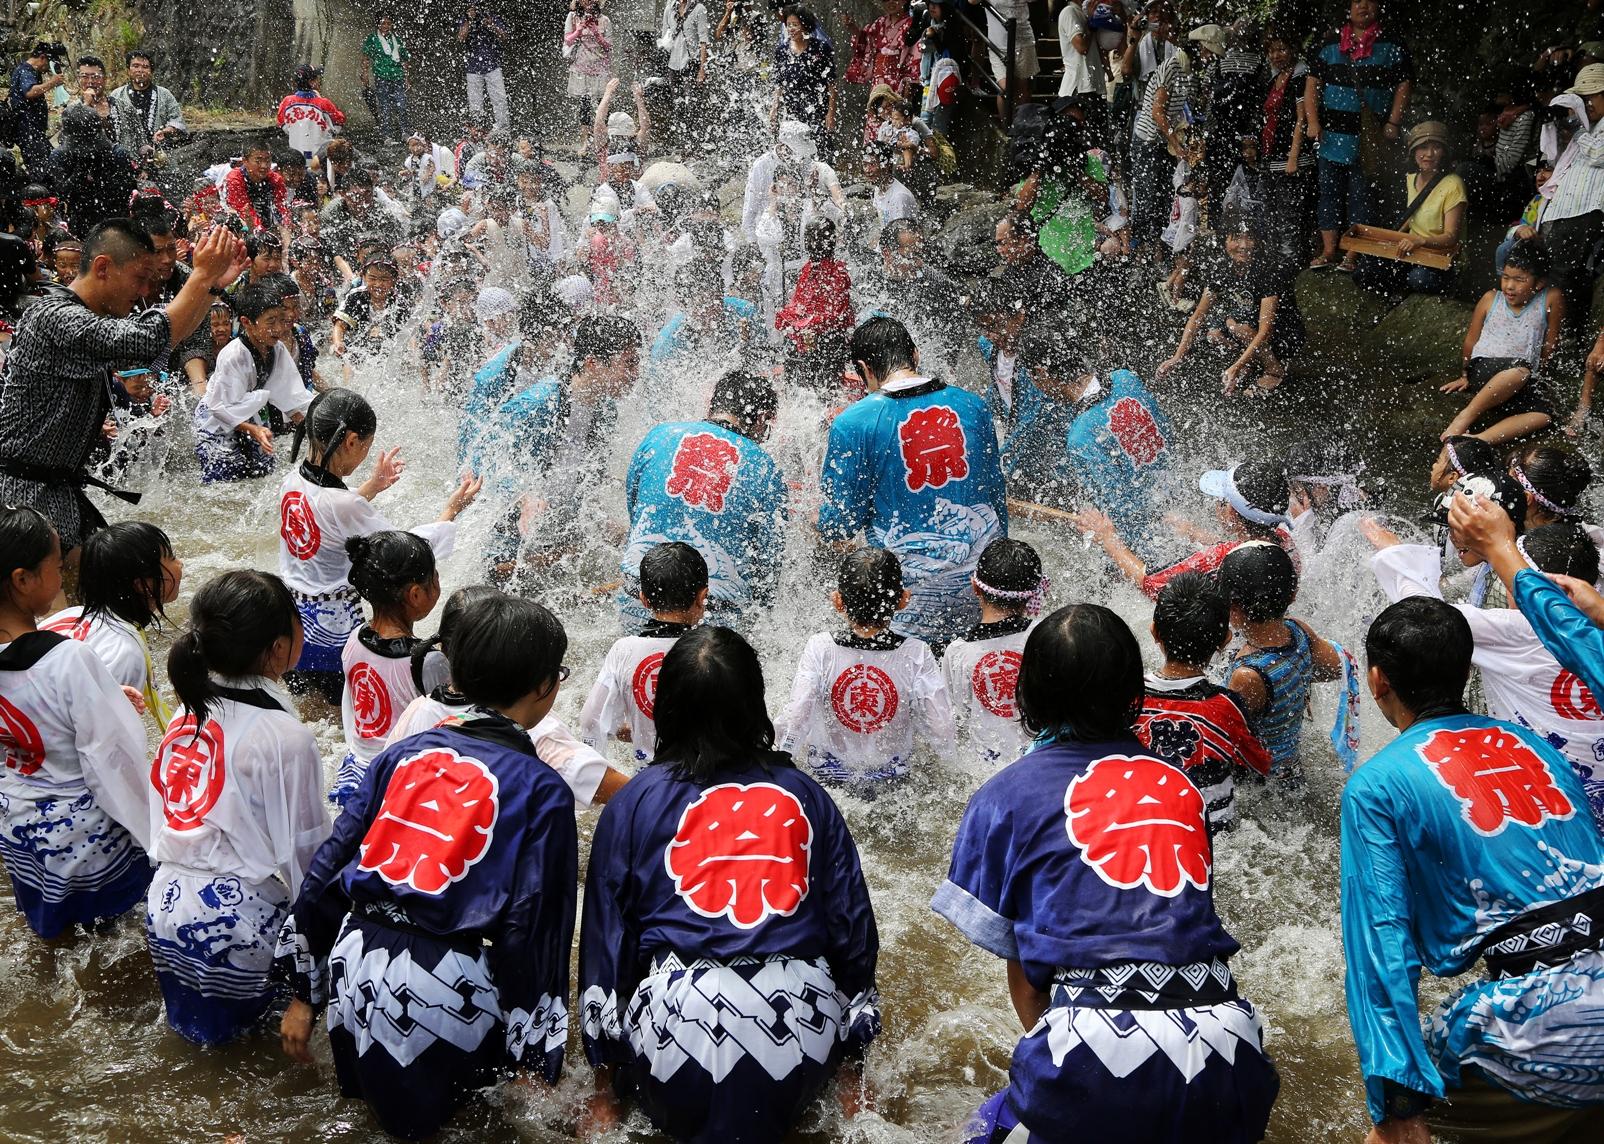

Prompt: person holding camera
xmin=9 ymin=41 xmax=68 ymax=174
xmin=458 ymin=2 xmax=512 ymax=133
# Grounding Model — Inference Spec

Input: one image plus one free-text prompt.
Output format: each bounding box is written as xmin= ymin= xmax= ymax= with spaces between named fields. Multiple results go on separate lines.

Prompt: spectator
xmin=1129 ymin=28 xmax=1207 ymax=257
xmin=845 ymin=0 xmax=920 ymax=105
xmin=41 ymin=229 xmax=81 ymax=286
xmin=983 ymin=0 xmax=1041 ymax=124
xmin=864 ymin=142 xmax=919 ymax=226
xmin=1355 ymin=119 xmax=1466 ymax=296
xmin=1539 ymin=63 xmax=1604 ymax=326
xmin=563 ymin=0 xmax=613 ymax=156
xmin=994 ymin=211 xmax=1071 ymax=307
xmin=458 ymin=2 xmax=512 ymax=134
xmin=1306 ymin=0 xmax=1414 ymax=271
xmin=658 ymin=0 xmax=712 ymax=149
xmin=361 ymin=15 xmax=412 ymax=144
xmin=909 ymin=0 xmax=963 ymax=136
xmin=276 ymin=64 xmax=345 ymax=162
xmin=66 ymin=55 xmax=118 ymax=144
xmin=1495 ymin=157 xmax=1553 ymax=272
xmin=47 ymin=105 xmax=138 ymax=238
xmin=109 ymin=50 xmax=186 ymax=162
xmin=222 ymin=139 xmax=290 ymax=235
xmin=770 ymin=6 xmax=837 ymax=136
xmin=1253 ymin=25 xmax=1316 ymax=276
xmin=10 ymin=42 xmax=68 ymax=173
xmin=1058 ymin=0 xmax=1108 ymax=105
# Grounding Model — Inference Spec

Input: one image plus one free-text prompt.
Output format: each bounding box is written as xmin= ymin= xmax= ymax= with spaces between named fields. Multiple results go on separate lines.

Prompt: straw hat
xmin=1406 ymin=120 xmax=1451 ymax=153
xmin=1187 ymin=24 xmax=1228 ymax=57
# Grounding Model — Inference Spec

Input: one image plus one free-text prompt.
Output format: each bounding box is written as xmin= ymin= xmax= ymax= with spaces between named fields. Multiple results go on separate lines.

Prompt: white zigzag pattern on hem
xmin=623 ymin=956 xmax=847 ymax=1084
xmin=273 ymin=917 xmax=326 ymax=1004
xmin=581 ymin=984 xmax=621 ymax=1043
xmin=1041 ymin=1000 xmax=1266 ymax=1082
xmin=505 ymin=996 xmax=568 ymax=1063
xmin=327 ymin=926 xmax=500 ymax=1068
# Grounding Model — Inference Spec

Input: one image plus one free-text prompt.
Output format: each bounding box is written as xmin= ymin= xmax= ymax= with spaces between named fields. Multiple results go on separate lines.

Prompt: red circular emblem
xmin=0 ymin=695 xmax=46 ymax=776
xmin=349 ymin=662 xmax=394 ymax=740
xmin=359 ymin=748 xmax=500 ymax=894
xmin=971 ymin=650 xmax=1022 ymax=718
xmin=665 ymin=782 xmax=813 ymax=929
xmin=42 ymin=613 xmax=92 ymax=641
xmin=1550 ymin=670 xmax=1603 ymax=722
xmin=830 ymin=664 xmax=900 ymax=734
xmin=1065 ymin=755 xmax=1211 ymax=897
xmin=280 ymin=491 xmax=322 ymax=561
xmin=632 ymin=652 xmax=665 ymax=720
xmin=151 ymin=715 xmax=227 ymax=831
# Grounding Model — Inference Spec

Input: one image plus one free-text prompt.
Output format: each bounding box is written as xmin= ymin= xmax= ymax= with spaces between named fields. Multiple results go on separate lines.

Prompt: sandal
xmin=1334 ymin=258 xmax=1358 ymax=273
xmin=1307 ymin=255 xmax=1332 ymax=271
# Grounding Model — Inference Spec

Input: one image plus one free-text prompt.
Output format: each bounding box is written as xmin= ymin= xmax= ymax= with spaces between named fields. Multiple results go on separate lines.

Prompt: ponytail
xmin=168 ymin=570 xmax=297 ymax=731
xmin=409 ymin=633 xmax=443 ymax=694
xmin=346 ymin=531 xmax=436 ymax=611
xmin=292 ymin=387 xmax=377 ymax=465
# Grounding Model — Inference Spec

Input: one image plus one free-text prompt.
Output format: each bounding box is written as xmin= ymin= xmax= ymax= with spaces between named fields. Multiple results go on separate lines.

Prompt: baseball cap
xmin=1199 ymin=462 xmax=1289 ymax=527
xmin=1427 ymin=471 xmax=1527 ymax=530
xmin=1567 ymin=63 xmax=1604 ymax=96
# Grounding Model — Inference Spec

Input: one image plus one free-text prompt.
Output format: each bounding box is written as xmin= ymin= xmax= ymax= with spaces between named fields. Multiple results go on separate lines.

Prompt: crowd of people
xmin=2 ymin=3 xmax=1604 ymax=1143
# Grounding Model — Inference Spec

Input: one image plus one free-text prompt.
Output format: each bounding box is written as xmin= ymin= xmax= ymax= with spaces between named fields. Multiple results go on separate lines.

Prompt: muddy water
xmin=0 ymin=297 xmax=1444 ymax=1143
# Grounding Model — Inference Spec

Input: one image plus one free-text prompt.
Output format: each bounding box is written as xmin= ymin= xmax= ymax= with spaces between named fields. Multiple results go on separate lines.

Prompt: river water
xmin=0 ymin=247 xmax=1450 ymax=1142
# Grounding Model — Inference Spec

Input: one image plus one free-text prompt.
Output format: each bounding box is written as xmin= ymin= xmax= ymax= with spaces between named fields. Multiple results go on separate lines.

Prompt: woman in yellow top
xmin=1356 ymin=119 xmax=1467 ymax=295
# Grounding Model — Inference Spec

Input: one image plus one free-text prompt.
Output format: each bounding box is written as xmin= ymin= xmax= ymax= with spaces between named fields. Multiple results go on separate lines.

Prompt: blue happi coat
xmin=1341 ymin=711 xmax=1604 ymax=1123
xmin=819 ymin=379 xmax=1007 ymax=644
xmin=458 ymin=339 xmax=524 ymax=473
xmin=277 ymin=715 xmax=577 ymax=1139
xmin=620 ymin=420 xmax=788 ymax=617
xmin=580 ymin=758 xmax=879 ymax=1144
xmin=978 ymin=335 xmax=1074 ymax=501
xmin=1063 ymin=369 xmax=1173 ymax=552
xmin=934 ymin=737 xmax=1278 ymax=1143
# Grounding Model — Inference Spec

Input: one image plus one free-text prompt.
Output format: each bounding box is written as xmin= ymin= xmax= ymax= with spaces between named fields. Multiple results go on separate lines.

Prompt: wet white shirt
xmin=942 ymin=621 xmax=1033 ymax=765
xmin=578 ymin=631 xmax=684 ymax=763
xmin=193 ymin=338 xmax=313 ymax=436
xmin=340 ymin=629 xmax=422 ymax=766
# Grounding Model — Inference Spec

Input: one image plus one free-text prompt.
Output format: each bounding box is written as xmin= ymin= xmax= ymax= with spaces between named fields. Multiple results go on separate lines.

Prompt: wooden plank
xmin=1338 ymin=227 xmax=1454 ymax=271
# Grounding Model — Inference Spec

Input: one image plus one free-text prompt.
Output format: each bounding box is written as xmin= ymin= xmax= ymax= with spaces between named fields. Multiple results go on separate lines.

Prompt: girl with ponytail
xmin=329 ymin=531 xmax=441 ymax=808
xmin=41 ymin=521 xmax=183 ymax=730
xmin=276 ymin=386 xmax=480 ymax=703
xmin=0 ymin=507 xmax=152 ymax=939
xmin=146 ymin=569 xmax=329 ymax=1045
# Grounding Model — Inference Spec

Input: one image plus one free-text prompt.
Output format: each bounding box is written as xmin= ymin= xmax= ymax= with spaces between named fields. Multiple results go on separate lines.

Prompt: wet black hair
xmin=838 ymin=548 xmax=903 ymax=628
xmin=640 ymin=542 xmax=709 ymax=612
xmin=1017 ymin=604 xmax=1144 ymax=740
xmin=240 ymin=138 xmax=274 ymax=160
xmin=973 ymin=538 xmax=1043 ymax=610
xmin=653 ymin=626 xmax=791 ymax=782
xmin=447 ymin=593 xmax=567 ymax=710
xmin=519 ymin=288 xmax=565 ymax=342
xmin=0 ymin=505 xmax=56 ymax=605
xmin=231 ymin=280 xmax=284 ymax=322
xmin=1232 ymin=460 xmax=1290 ymax=519
xmin=291 ymin=387 xmax=378 ymax=464
xmin=1441 ymin=434 xmax=1498 ymax=479
xmin=258 ymin=271 xmax=299 ymax=303
xmin=1218 ymin=542 xmax=1298 ymax=622
xmin=410 ymin=583 xmax=501 ymax=693
xmin=1019 ymin=322 xmax=1090 ymax=379
xmin=1521 ymin=523 xmax=1601 ymax=583
xmin=709 ymin=369 xmax=778 ymax=429
xmin=1502 ymin=237 xmax=1551 ymax=279
xmin=878 ymin=217 xmax=920 ymax=253
xmin=1511 ymin=444 xmax=1592 ymax=519
xmin=346 ymin=531 xmax=437 ymax=611
xmin=80 ymin=521 xmax=174 ymax=631
xmin=804 ymin=216 xmax=837 ymax=262
xmin=569 ymin=313 xmax=641 ymax=374
xmin=780 ymin=4 xmax=819 ymax=33
xmin=168 ymin=571 xmax=298 ymax=731
xmin=1365 ymin=597 xmax=1472 ymax=714
xmin=849 ymin=316 xmax=917 ymax=379
xmin=244 ymin=231 xmax=283 ymax=260
xmin=1152 ymin=572 xmax=1230 ymax=666
xmin=41 ymin=229 xmax=81 ymax=258
xmin=82 ymin=218 xmax=155 ymax=266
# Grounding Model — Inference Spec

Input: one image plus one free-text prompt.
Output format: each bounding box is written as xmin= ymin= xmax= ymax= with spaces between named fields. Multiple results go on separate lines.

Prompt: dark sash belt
xmin=1478 ymin=885 xmax=1604 ymax=979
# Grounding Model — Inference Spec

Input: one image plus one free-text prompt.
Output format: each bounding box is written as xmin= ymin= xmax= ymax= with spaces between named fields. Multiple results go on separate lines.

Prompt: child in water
xmin=779 ymin=548 xmax=954 ymax=786
xmin=146 ymin=570 xmax=330 ymax=1044
xmin=580 ymin=541 xmax=706 ymax=763
xmin=331 ymin=531 xmax=440 ymax=807
xmin=277 ymin=388 xmax=479 ymax=702
xmin=278 ymin=594 xmax=579 ymax=1140
xmin=0 ymin=507 xmax=152 ymax=939
xmin=192 ymin=279 xmax=313 ymax=483
xmin=941 ymin=538 xmax=1045 ymax=765
xmin=1219 ymin=542 xmax=1342 ymax=783
xmin=42 ymin=520 xmax=182 ymax=730
xmin=391 ymin=585 xmax=628 ymax=806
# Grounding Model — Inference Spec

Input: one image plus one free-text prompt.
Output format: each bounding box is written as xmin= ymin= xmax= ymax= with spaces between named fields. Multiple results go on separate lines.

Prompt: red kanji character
xmin=1106 ymin=397 xmax=1166 ymax=468
xmin=1550 ymin=670 xmax=1603 ymax=722
xmin=1418 ymin=726 xmax=1576 ymax=835
xmin=971 ymin=651 xmax=1022 ymax=718
xmin=665 ymin=432 xmax=742 ymax=512
xmin=41 ymin=614 xmax=91 ymax=641
xmin=359 ymin=748 xmax=501 ymax=894
xmin=632 ymin=651 xmax=665 ymax=720
xmin=666 ymin=782 xmax=813 ymax=928
xmin=0 ymin=696 xmax=45 ymax=776
xmin=348 ymin=662 xmax=394 ymax=741
xmin=151 ymin=716 xmax=227 ymax=831
xmin=899 ymin=406 xmax=969 ymax=492
xmin=1065 ymin=755 xmax=1211 ymax=896
xmin=280 ymin=491 xmax=322 ymax=560
xmin=830 ymin=664 xmax=900 ymax=734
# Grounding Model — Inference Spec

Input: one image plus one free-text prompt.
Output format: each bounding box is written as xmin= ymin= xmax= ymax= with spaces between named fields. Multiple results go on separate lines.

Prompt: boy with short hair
xmin=1440 ymin=238 xmax=1565 ymax=444
xmin=1220 ymin=542 xmax=1342 ymax=783
xmin=579 ymin=541 xmax=707 ymax=762
xmin=1137 ymin=572 xmax=1272 ymax=828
